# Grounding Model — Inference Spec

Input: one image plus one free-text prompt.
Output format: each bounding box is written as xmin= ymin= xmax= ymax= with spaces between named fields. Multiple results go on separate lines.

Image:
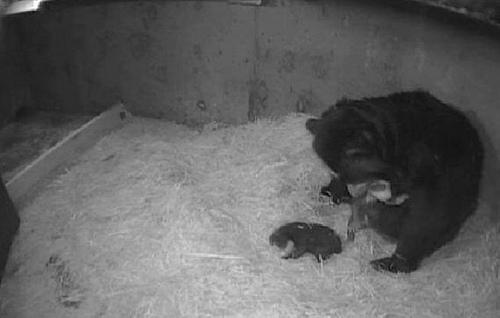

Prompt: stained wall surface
xmin=8 ymin=1 xmax=256 ymax=125
xmin=2 ymin=1 xmax=500 ymax=126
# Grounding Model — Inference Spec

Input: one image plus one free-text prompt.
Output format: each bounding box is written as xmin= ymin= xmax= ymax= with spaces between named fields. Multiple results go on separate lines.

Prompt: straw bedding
xmin=0 ymin=114 xmax=498 ymax=317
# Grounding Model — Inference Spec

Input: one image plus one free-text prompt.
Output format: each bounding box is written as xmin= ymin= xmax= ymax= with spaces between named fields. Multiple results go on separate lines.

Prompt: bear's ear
xmin=305 ymin=118 xmax=320 ymax=135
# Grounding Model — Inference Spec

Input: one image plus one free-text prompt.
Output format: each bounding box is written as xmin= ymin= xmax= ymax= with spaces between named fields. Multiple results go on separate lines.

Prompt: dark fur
xmin=348 ymin=197 xmax=407 ymax=242
xmin=306 ymin=90 xmax=484 ymax=273
xmin=269 ymin=222 xmax=342 ymax=262
xmin=346 ymin=180 xmax=408 ymax=241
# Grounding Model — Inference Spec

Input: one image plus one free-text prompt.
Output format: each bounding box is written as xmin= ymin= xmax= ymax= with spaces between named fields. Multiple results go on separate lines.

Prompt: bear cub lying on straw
xmin=269 ymin=222 xmax=342 ymax=262
xmin=306 ymin=90 xmax=484 ymax=273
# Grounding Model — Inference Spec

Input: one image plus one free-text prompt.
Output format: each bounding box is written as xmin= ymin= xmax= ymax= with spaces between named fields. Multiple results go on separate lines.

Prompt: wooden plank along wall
xmin=5 ymin=103 xmax=131 ymax=206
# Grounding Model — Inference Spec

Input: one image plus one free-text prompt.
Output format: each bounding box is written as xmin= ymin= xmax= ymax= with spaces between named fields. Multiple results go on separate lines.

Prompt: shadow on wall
xmin=0 ymin=1 xmax=33 ymax=128
xmin=467 ymin=111 xmax=500 ymax=222
xmin=415 ymin=0 xmax=500 ymax=24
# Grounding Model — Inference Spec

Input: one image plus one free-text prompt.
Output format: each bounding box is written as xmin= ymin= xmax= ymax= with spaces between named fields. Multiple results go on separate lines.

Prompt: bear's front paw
xmin=370 ymin=255 xmax=416 ymax=273
xmin=320 ymin=185 xmax=350 ymax=204
xmin=320 ymin=186 xmax=335 ymax=200
xmin=346 ymin=228 xmax=356 ymax=241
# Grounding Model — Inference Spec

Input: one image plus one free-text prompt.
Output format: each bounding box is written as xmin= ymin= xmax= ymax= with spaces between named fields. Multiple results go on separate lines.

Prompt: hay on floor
xmin=0 ymin=114 xmax=498 ymax=318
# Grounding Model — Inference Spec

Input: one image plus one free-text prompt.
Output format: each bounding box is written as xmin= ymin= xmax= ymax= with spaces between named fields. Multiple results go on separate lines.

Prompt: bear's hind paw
xmin=370 ymin=255 xmax=416 ymax=273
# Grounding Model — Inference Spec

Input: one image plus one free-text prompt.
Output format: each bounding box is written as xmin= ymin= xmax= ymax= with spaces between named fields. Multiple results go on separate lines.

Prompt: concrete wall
xmin=8 ymin=1 xmax=255 ymax=125
xmin=4 ymin=1 xmax=499 ymax=126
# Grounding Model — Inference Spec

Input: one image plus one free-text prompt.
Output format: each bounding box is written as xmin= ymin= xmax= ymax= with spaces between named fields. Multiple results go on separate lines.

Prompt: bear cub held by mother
xmin=306 ymin=90 xmax=484 ymax=273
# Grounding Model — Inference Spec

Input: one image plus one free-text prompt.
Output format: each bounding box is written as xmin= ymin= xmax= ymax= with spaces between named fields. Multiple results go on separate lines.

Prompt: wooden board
xmin=6 ymin=103 xmax=131 ymax=206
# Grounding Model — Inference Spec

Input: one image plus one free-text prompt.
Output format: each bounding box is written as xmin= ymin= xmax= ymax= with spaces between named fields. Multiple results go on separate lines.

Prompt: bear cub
xmin=269 ymin=222 xmax=342 ymax=262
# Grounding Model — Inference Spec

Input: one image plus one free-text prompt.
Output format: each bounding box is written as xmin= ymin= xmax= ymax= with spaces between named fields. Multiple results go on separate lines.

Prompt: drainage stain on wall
xmin=127 ymin=32 xmax=153 ymax=60
xmin=295 ymin=89 xmax=322 ymax=114
xmin=248 ymin=79 xmax=269 ymax=121
xmin=278 ymin=50 xmax=296 ymax=74
xmin=141 ymin=4 xmax=158 ymax=30
xmin=151 ymin=65 xmax=169 ymax=84
xmin=310 ymin=54 xmax=330 ymax=80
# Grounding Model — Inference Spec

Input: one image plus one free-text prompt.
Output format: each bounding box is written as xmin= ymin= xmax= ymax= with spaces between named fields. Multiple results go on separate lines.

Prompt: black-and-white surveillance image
xmin=0 ymin=0 xmax=499 ymax=317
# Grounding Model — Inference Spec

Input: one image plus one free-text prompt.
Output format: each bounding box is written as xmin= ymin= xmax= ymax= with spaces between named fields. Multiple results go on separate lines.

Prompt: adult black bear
xmin=306 ymin=90 xmax=484 ymax=273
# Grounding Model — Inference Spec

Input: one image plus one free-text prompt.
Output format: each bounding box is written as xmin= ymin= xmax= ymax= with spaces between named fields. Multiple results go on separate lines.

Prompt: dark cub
xmin=269 ymin=222 xmax=342 ymax=262
xmin=306 ymin=90 xmax=484 ymax=273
